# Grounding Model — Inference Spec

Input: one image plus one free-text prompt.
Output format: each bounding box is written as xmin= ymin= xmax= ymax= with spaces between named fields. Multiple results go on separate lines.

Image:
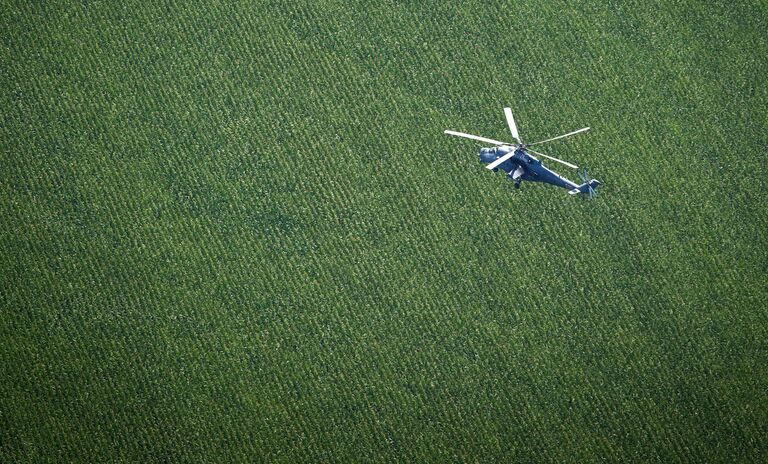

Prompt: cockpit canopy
xmin=479 ymin=147 xmax=497 ymax=164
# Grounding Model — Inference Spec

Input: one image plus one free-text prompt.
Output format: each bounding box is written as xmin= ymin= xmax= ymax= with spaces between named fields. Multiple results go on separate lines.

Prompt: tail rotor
xmin=578 ymin=168 xmax=599 ymax=200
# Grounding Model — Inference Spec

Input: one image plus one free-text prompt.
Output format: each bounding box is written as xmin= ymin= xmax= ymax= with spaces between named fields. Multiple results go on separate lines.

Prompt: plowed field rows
xmin=2 ymin=1 xmax=767 ymax=461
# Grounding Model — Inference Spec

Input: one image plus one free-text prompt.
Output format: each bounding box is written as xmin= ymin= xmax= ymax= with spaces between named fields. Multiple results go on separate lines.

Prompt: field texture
xmin=2 ymin=0 xmax=768 ymax=461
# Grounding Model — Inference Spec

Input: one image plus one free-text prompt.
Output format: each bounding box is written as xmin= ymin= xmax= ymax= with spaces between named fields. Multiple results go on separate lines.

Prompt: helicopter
xmin=445 ymin=107 xmax=600 ymax=198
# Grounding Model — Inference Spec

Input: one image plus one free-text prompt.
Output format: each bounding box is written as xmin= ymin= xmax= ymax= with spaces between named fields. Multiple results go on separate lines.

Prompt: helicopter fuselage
xmin=480 ymin=146 xmax=579 ymax=191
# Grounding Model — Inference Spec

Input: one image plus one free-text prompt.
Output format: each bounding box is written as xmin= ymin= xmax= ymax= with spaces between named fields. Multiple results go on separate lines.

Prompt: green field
xmin=2 ymin=0 xmax=767 ymax=461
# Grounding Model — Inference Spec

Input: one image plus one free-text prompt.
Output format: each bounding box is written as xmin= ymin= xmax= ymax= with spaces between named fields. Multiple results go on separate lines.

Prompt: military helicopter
xmin=445 ymin=107 xmax=600 ymax=198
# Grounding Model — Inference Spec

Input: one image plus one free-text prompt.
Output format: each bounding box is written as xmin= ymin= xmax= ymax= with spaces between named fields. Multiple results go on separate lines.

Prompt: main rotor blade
xmin=528 ymin=127 xmax=590 ymax=146
xmin=444 ymin=130 xmax=508 ymax=146
xmin=486 ymin=152 xmax=517 ymax=170
xmin=503 ymin=107 xmax=521 ymax=143
xmin=527 ymin=148 xmax=578 ymax=170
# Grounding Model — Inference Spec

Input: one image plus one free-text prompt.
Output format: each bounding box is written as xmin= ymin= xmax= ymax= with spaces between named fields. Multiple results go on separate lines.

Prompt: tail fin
xmin=568 ymin=179 xmax=601 ymax=196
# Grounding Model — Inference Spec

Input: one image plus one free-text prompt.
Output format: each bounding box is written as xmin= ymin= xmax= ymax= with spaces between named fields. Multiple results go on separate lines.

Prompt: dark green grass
xmin=2 ymin=0 xmax=767 ymax=461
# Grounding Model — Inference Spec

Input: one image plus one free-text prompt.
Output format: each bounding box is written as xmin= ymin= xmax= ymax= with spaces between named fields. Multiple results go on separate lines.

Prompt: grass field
xmin=2 ymin=0 xmax=767 ymax=461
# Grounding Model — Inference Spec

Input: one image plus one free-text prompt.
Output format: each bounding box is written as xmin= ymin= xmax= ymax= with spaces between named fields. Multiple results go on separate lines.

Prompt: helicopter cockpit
xmin=479 ymin=147 xmax=497 ymax=164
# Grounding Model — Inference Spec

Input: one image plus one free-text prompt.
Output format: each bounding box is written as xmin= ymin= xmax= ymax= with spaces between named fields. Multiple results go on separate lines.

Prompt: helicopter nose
xmin=479 ymin=148 xmax=494 ymax=163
